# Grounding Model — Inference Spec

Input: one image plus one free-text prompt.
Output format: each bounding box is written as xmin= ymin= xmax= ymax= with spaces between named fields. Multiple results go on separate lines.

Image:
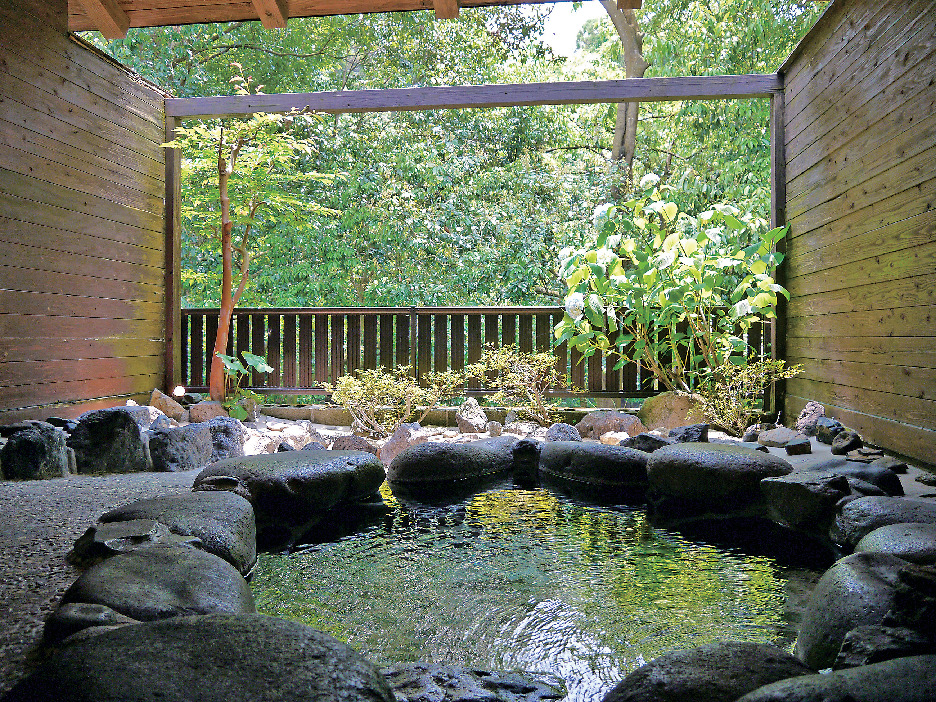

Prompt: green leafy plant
xmin=465 ymin=344 xmax=570 ymax=426
xmin=555 ymin=175 xmax=789 ymax=394
xmin=692 ymin=358 xmax=803 ymax=436
xmin=327 ymin=366 xmax=465 ymax=438
xmin=216 ymin=351 xmax=273 ymax=420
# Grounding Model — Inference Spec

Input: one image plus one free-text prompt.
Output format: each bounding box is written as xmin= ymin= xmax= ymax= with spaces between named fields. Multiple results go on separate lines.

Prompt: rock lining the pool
xmin=5 ymin=419 xmax=936 ymax=701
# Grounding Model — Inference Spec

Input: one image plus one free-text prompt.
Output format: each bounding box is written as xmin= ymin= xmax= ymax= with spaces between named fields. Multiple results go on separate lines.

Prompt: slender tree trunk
xmin=600 ymin=1 xmax=649 ymax=196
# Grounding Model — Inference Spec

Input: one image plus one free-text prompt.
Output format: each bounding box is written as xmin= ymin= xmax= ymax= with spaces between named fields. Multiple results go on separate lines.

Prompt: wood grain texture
xmin=167 ymin=75 xmax=781 ymax=119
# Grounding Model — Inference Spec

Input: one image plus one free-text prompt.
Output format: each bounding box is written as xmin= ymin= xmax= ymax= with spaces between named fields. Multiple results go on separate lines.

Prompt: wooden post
xmin=769 ymin=89 xmax=788 ymax=420
xmin=164 ymin=115 xmax=182 ymax=393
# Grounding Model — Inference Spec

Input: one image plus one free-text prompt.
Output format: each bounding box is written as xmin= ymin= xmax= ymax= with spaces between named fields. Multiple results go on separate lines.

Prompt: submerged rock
xmin=384 ymin=663 xmax=565 ymax=702
xmin=7 ymin=614 xmax=395 ymax=702
xmin=601 ymin=642 xmax=813 ymax=702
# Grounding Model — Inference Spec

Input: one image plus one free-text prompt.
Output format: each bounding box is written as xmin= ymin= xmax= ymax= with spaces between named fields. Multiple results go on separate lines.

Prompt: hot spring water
xmin=251 ymin=482 xmax=823 ymax=701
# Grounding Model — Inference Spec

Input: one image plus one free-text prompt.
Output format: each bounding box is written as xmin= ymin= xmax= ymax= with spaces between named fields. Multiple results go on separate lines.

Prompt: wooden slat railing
xmin=180 ymin=306 xmax=772 ymax=405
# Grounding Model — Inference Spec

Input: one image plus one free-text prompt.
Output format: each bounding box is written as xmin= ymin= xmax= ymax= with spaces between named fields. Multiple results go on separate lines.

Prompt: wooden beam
xmin=165 ymin=115 xmax=182 ymax=393
xmin=75 ymin=0 xmax=128 ymax=38
xmin=769 ymin=89 xmax=788 ymax=419
xmin=617 ymin=0 xmax=642 ymax=7
xmin=251 ymin=0 xmax=288 ymax=28
xmin=434 ymin=0 xmax=459 ymax=19
xmin=166 ymin=74 xmax=781 ymax=119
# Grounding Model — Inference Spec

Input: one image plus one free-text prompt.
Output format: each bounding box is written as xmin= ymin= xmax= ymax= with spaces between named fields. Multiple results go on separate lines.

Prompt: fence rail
xmin=180 ymin=306 xmax=771 ymax=403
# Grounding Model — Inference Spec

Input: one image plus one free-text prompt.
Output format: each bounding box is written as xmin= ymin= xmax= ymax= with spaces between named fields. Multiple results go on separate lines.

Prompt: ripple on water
xmin=252 ymin=483 xmax=822 ymax=702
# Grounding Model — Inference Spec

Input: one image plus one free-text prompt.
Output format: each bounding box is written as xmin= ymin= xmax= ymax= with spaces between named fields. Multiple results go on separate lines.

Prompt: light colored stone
xmin=600 ymin=431 xmax=630 ymax=445
xmin=378 ymin=422 xmax=430 ymax=466
xmin=576 ymin=410 xmax=647 ymax=439
xmin=758 ymin=426 xmax=805 ymax=447
xmin=189 ymin=400 xmax=228 ymax=423
xmin=149 ymin=389 xmax=185 ymax=421
xmin=455 ymin=397 xmax=488 ymax=433
xmin=637 ymin=391 xmax=704 ymax=432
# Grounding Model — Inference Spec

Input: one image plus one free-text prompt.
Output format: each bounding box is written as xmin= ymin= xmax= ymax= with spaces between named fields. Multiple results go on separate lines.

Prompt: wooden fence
xmin=180 ymin=306 xmax=770 ymax=402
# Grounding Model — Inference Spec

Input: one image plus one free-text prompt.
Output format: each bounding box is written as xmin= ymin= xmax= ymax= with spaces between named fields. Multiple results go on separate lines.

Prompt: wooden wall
xmin=780 ymin=0 xmax=936 ymax=465
xmin=0 ymin=0 xmax=168 ymax=422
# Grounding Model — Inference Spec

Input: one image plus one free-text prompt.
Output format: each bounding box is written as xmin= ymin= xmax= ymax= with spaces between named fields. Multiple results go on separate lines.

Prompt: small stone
xmin=785 ymin=436 xmax=813 ymax=455
xmin=544 ymin=422 xmax=582 ymax=442
xmin=832 ymin=430 xmax=863 ymax=455
xmin=619 ymin=433 xmax=676 ymax=452
xmin=600 ymin=431 xmax=630 ymax=445
xmin=758 ymin=426 xmax=802 ymax=447
xmin=872 ymin=456 xmax=908 ymax=474
xmin=149 ymin=389 xmax=185 ymax=421
xmin=485 ymin=421 xmax=503 ymax=436
xmin=331 ymin=434 xmax=378 ymax=455
xmin=815 ymin=417 xmax=845 ymax=444
xmin=455 ymin=397 xmax=488 ymax=433
xmin=668 ymin=423 xmax=709 ymax=443
xmin=377 ymin=422 xmax=430 ymax=466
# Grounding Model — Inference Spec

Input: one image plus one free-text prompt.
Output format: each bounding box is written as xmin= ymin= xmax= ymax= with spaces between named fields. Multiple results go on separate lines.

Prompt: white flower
xmin=592 ymin=203 xmax=614 ymax=229
xmin=565 ymin=292 xmax=585 ymax=321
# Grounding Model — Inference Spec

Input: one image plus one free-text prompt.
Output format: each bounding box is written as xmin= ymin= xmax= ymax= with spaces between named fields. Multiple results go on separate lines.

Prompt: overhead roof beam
xmin=166 ymin=74 xmax=782 ymax=120
xmin=75 ymin=0 xmax=129 ymax=38
xmin=251 ymin=0 xmax=289 ymax=28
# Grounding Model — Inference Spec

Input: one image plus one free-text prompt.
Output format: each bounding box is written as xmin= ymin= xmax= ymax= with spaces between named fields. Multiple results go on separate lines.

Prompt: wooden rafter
xmin=617 ymin=0 xmax=642 ymax=7
xmin=75 ymin=0 xmax=128 ymax=38
xmin=433 ymin=0 xmax=460 ymax=19
xmin=251 ymin=0 xmax=289 ymax=28
xmin=166 ymin=74 xmax=782 ymax=120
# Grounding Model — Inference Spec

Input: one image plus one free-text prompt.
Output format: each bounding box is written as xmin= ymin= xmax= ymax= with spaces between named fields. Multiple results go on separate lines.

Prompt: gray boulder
xmin=204 ymin=415 xmax=246 ymax=461
xmin=94 ymin=491 xmax=256 ymax=575
xmin=647 ymin=443 xmax=792 ymax=515
xmin=0 ymin=422 xmax=69 ymax=480
xmin=800 ymin=457 xmax=903 ymax=496
xmin=456 ymin=397 xmax=488 ymax=433
xmin=794 ymin=400 xmax=825 ymax=436
xmin=855 ymin=523 xmax=936 ymax=565
xmin=7 ymin=614 xmax=395 ymax=702
xmin=194 ymin=450 xmax=385 ymax=546
xmin=383 ymin=663 xmax=565 ymax=702
xmin=736 ymin=655 xmax=936 ymax=702
xmin=785 ymin=436 xmax=813 ymax=455
xmin=831 ymin=496 xmax=936 ymax=549
xmin=539 ymin=441 xmax=648 ymax=495
xmin=831 ymin=429 xmax=863 ymax=455
xmin=120 ymin=405 xmax=171 ymax=431
xmin=794 ymin=552 xmax=907 ymax=669
xmin=668 ymin=423 xmax=709 ymax=443
xmin=387 ymin=436 xmax=517 ymax=488
xmin=56 ymin=545 xmax=254 ymax=626
xmin=544 ymin=422 xmax=582 ymax=442
xmin=758 ymin=426 xmax=803 ymax=447
xmin=761 ymin=471 xmax=851 ymax=534
xmin=576 ymin=410 xmax=646 ymax=439
xmin=148 ymin=423 xmax=212 ymax=472
xmin=601 ymin=642 xmax=813 ymax=702
xmin=67 ymin=408 xmax=151 ymax=474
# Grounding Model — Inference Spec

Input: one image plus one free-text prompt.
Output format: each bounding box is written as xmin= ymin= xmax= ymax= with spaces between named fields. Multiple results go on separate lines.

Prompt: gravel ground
xmin=0 ymin=470 xmax=199 ymax=694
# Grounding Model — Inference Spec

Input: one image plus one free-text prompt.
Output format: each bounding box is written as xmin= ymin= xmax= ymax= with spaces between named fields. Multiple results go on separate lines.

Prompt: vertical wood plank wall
xmin=0 ymin=0 xmax=168 ymax=421
xmin=780 ymin=0 xmax=936 ymax=465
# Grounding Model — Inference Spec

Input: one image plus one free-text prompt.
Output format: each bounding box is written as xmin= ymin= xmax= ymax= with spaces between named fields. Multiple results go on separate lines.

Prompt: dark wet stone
xmin=540 ymin=441 xmax=648 ymax=495
xmin=512 ymin=437 xmax=542 ymax=488
xmin=831 ymin=430 xmax=863 ymax=455
xmin=195 ymin=450 xmax=385 ymax=547
xmin=67 ymin=519 xmax=202 ymax=569
xmin=300 ymin=440 xmax=327 ymax=451
xmin=383 ymin=663 xmax=565 ymax=702
xmin=833 ymin=625 xmax=936 ymax=669
xmin=831 ymin=496 xmax=936 ymax=549
xmin=801 ymin=458 xmax=903 ymax=496
xmin=43 ymin=602 xmax=139 ymax=644
xmin=0 ymin=423 xmax=69 ymax=480
xmin=647 ymin=442 xmax=792 ymax=515
xmin=67 ymin=408 xmax=151 ymax=474
xmin=784 ymin=437 xmax=813 ymax=455
xmin=43 ymin=416 xmax=78 ymax=432
xmin=96 ymin=491 xmax=256 ymax=575
xmin=56 ymin=545 xmax=255 ymax=626
xmin=601 ymin=642 xmax=813 ymax=702
xmin=148 ymin=423 xmax=212 ymax=472
xmin=668 ymin=423 xmax=708 ymax=443
xmin=855 ymin=523 xmax=936 ymax=565
xmin=388 ymin=437 xmax=517 ymax=486
xmin=544 ymin=422 xmax=581 ymax=442
xmin=736 ymin=655 xmax=936 ymax=702
xmin=871 ymin=455 xmax=908 ymax=474
xmin=6 ymin=614 xmax=394 ymax=702
xmin=204 ymin=415 xmax=246 ymax=462
xmin=794 ymin=552 xmax=907 ymax=669
xmin=885 ymin=564 xmax=936 ymax=636
xmin=618 ymin=433 xmax=675 ymax=452
xmin=815 ymin=417 xmax=845 ymax=444
xmin=761 ymin=471 xmax=851 ymax=534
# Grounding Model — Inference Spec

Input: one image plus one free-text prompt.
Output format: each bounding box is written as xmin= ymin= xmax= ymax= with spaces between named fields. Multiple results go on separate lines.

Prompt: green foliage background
xmin=84 ymin=0 xmax=826 ymax=308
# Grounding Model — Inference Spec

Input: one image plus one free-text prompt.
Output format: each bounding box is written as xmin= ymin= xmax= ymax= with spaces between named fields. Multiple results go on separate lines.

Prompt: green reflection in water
xmin=252 ymin=483 xmax=817 ymax=701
